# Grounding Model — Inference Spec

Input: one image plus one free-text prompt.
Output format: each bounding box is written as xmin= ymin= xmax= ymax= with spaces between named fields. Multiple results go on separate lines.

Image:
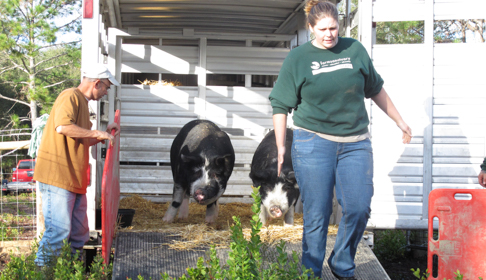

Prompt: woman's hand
xmin=478 ymin=171 xmax=486 ymax=188
xmin=273 ymin=114 xmax=288 ymax=177
xmin=277 ymin=145 xmax=286 ymax=177
xmin=397 ymin=120 xmax=412 ymax=144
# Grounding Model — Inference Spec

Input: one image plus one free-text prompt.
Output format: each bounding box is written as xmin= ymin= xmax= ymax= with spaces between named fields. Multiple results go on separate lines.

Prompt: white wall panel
xmin=206 ymin=46 xmax=289 ymax=75
xmin=434 ymin=44 xmax=486 ymax=65
xmin=434 ymin=0 xmax=486 ymax=20
xmin=372 ymin=0 xmax=425 ymax=22
xmin=121 ymin=45 xmax=199 ymax=74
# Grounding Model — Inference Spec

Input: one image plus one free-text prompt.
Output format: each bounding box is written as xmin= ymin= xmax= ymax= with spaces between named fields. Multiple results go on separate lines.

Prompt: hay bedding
xmin=138 ymin=79 xmax=182 ymax=86
xmin=118 ymin=195 xmax=338 ymax=251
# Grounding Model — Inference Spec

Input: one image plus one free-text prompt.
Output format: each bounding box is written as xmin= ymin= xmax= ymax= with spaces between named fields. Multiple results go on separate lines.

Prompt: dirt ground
xmin=0 ymin=240 xmax=33 ymax=270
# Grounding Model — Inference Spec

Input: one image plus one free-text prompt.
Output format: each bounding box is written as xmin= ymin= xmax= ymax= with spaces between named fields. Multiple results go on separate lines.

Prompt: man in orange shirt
xmin=34 ymin=64 xmax=120 ymax=266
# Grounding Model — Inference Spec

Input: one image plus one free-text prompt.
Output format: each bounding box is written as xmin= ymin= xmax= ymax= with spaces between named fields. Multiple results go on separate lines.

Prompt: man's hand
xmin=106 ymin=122 xmax=120 ymax=137
xmin=478 ymin=170 xmax=486 ymax=188
xmin=96 ymin=130 xmax=115 ymax=146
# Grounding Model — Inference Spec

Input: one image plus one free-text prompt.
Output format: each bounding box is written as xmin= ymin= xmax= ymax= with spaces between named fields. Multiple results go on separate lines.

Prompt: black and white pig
xmin=163 ymin=120 xmax=235 ymax=224
xmin=249 ymin=128 xmax=300 ymax=227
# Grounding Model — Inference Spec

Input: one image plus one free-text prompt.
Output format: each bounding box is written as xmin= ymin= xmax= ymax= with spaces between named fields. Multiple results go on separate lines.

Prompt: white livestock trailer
xmin=81 ymin=0 xmax=486 ymax=233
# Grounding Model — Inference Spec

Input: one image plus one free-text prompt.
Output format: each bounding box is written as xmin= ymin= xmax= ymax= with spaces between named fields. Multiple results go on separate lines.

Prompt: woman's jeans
xmin=291 ymin=129 xmax=374 ymax=278
xmin=35 ymin=182 xmax=89 ymax=266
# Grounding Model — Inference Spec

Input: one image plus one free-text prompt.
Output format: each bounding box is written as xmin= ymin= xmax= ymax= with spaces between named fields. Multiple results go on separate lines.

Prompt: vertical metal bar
xmin=81 ymin=0 xmax=102 ymax=232
xmin=197 ymin=38 xmax=207 ymax=119
xmin=422 ymin=0 xmax=435 ymax=219
xmin=245 ymin=40 xmax=252 ymax=88
xmin=359 ymin=0 xmax=373 ymax=56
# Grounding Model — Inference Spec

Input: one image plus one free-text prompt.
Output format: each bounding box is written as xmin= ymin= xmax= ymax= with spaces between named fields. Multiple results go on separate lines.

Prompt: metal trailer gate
xmin=361 ymin=0 xmax=486 ymax=230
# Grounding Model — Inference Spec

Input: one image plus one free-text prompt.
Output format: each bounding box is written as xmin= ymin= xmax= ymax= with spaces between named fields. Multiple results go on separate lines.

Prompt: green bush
xmin=373 ymin=229 xmax=407 ymax=262
xmin=412 ymin=268 xmax=483 ymax=280
xmin=0 ymin=239 xmax=112 ymax=280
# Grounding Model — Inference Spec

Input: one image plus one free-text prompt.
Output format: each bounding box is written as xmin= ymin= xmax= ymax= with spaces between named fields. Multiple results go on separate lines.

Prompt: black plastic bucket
xmin=117 ymin=209 xmax=136 ymax=228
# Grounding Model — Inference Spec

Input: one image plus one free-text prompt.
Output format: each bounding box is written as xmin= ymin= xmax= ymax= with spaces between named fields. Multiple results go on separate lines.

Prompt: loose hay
xmin=164 ymin=224 xmax=232 ymax=251
xmin=138 ymin=79 xmax=182 ymax=86
xmin=118 ymin=195 xmax=339 ymax=251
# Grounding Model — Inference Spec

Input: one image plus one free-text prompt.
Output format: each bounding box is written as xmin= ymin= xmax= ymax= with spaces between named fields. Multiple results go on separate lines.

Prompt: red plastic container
xmin=428 ymin=188 xmax=486 ymax=279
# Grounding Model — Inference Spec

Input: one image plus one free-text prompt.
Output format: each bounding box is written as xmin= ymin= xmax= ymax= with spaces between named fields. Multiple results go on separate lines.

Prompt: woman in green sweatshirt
xmin=269 ymin=1 xmax=412 ymax=279
xmin=479 ymin=158 xmax=486 ymax=187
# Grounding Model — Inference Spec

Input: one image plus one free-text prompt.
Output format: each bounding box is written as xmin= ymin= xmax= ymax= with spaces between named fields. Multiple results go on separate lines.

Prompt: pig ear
xmin=250 ymin=169 xmax=270 ymax=181
xmin=216 ymin=154 xmax=234 ymax=176
xmin=215 ymin=154 xmax=233 ymax=166
xmin=181 ymin=154 xmax=200 ymax=163
xmin=285 ymin=171 xmax=296 ymax=183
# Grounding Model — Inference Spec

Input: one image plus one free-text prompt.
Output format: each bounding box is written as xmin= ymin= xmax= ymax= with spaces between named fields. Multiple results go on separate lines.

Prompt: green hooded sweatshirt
xmin=269 ymin=37 xmax=384 ymax=137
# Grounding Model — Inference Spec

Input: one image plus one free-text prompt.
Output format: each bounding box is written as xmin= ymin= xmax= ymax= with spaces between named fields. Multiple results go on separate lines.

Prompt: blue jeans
xmin=35 ymin=182 xmax=89 ymax=266
xmin=291 ymin=129 xmax=374 ymax=278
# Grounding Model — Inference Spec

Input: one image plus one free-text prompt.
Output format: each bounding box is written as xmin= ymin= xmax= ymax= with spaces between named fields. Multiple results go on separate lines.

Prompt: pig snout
xmin=194 ymin=189 xmax=205 ymax=203
xmin=269 ymin=206 xmax=283 ymax=218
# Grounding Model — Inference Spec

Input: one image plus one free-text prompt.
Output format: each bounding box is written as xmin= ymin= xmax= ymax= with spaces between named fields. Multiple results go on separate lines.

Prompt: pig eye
xmin=192 ymin=169 xmax=202 ymax=178
xmin=282 ymin=184 xmax=292 ymax=191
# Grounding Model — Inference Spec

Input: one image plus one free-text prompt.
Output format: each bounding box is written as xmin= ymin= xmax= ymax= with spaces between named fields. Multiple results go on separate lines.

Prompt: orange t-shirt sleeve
xmin=52 ymin=92 xmax=79 ymax=129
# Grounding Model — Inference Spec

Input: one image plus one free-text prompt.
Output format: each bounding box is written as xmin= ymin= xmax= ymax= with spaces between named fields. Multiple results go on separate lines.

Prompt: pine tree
xmin=0 ymin=0 xmax=81 ymax=127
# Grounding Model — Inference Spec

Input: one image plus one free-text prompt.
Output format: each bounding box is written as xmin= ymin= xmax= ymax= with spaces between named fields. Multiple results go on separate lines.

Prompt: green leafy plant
xmin=412 ymin=268 xmax=483 ymax=280
xmin=373 ymin=229 xmax=407 ymax=262
xmin=411 ymin=268 xmax=429 ymax=280
xmin=0 ymin=238 xmax=112 ymax=279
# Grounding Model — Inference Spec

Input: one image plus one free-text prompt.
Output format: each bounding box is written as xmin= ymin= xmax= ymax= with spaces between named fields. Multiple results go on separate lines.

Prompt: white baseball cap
xmin=82 ymin=64 xmax=120 ymax=86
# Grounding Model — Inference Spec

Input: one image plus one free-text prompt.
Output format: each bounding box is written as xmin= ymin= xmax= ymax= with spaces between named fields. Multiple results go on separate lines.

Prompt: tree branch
xmin=0 ymin=94 xmax=30 ymax=107
xmin=56 ymin=15 xmax=82 ymax=30
xmin=36 ymin=40 xmax=81 ymax=51
xmin=0 ymin=64 xmax=21 ymax=76
xmin=34 ymin=51 xmax=70 ymax=68
xmin=44 ymin=78 xmax=77 ymax=88
xmin=34 ymin=62 xmax=71 ymax=76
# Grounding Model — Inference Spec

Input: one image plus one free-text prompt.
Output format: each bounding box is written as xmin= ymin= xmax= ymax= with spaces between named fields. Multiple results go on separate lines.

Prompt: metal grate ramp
xmin=112 ymin=232 xmax=390 ymax=280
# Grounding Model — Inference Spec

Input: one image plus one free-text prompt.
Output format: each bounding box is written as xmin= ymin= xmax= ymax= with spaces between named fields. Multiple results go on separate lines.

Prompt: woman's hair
xmin=304 ymin=0 xmax=339 ymax=27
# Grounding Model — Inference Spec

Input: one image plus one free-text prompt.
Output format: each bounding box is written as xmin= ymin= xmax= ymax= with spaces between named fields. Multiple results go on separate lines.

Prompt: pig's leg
xmin=283 ymin=204 xmax=295 ymax=227
xmin=205 ymin=201 xmax=219 ymax=224
xmin=163 ymin=183 xmax=184 ymax=223
xmin=178 ymin=196 xmax=190 ymax=219
xmin=259 ymin=204 xmax=269 ymax=226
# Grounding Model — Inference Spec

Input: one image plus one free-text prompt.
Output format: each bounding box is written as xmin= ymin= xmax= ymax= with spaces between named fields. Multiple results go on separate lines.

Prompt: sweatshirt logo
xmin=311 ymin=57 xmax=353 ymax=75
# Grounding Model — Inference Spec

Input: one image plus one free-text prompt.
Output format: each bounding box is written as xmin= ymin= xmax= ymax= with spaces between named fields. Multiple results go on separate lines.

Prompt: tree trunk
xmin=30 ymin=99 xmax=38 ymax=124
xmin=29 ymin=40 xmax=37 ymax=123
